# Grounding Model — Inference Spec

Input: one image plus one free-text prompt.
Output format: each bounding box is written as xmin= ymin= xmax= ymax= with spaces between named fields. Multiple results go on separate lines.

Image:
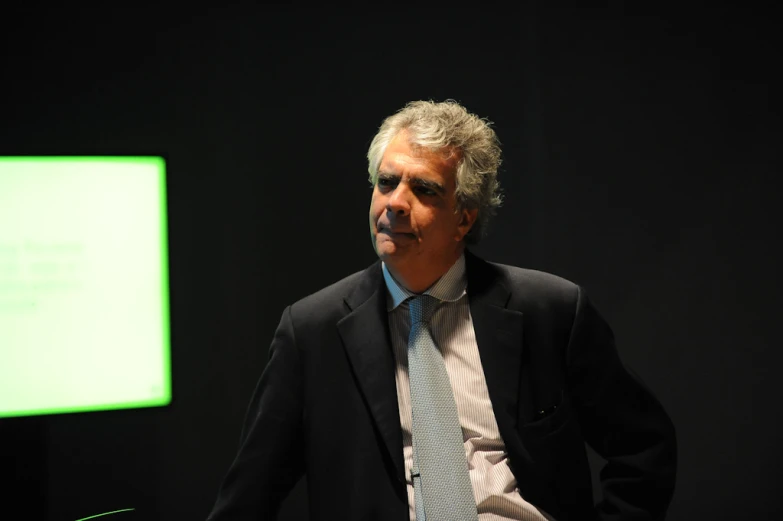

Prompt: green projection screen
xmin=0 ymin=156 xmax=171 ymax=418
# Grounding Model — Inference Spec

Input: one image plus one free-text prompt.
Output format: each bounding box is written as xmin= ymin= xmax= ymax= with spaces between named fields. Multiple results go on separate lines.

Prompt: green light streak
xmin=74 ymin=508 xmax=135 ymax=521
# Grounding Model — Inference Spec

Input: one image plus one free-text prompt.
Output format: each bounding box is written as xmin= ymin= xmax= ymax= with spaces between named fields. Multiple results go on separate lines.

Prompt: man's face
xmin=369 ymin=131 xmax=476 ymax=280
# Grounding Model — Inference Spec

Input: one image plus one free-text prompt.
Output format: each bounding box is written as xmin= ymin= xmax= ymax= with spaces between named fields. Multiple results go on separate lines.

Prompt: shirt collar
xmin=382 ymin=254 xmax=467 ymax=311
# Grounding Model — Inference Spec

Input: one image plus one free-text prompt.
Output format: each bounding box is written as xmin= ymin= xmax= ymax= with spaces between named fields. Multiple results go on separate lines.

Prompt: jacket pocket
xmin=522 ymin=389 xmax=573 ymax=440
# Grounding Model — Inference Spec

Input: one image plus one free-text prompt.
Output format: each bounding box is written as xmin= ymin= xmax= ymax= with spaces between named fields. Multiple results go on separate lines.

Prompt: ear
xmin=456 ymin=208 xmax=479 ymax=241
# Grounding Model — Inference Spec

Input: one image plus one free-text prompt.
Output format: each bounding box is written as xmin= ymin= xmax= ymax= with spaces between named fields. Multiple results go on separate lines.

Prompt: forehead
xmin=380 ymin=131 xmax=460 ymax=182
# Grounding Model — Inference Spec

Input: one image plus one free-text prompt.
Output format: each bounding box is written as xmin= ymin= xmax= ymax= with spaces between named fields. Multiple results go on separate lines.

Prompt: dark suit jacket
xmin=207 ymin=251 xmax=677 ymax=521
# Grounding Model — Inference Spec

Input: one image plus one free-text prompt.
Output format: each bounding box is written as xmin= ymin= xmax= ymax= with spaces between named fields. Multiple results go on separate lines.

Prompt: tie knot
xmin=409 ymin=295 xmax=439 ymax=325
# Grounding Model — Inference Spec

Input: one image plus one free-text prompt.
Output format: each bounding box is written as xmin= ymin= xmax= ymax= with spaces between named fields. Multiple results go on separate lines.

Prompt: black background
xmin=1 ymin=6 xmax=780 ymax=521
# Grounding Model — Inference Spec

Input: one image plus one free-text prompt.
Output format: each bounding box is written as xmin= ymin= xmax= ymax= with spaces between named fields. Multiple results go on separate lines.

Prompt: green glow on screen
xmin=0 ymin=156 xmax=171 ymax=418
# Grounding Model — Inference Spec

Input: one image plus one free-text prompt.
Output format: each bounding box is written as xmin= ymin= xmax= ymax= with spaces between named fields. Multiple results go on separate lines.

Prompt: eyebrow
xmin=377 ymin=170 xmax=446 ymax=195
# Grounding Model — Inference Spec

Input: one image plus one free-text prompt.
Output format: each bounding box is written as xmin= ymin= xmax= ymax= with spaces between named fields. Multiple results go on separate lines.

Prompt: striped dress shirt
xmin=382 ymin=254 xmax=556 ymax=521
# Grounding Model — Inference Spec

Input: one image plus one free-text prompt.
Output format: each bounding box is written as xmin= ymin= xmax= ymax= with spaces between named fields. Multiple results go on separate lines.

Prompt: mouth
xmin=378 ymin=225 xmax=416 ymax=239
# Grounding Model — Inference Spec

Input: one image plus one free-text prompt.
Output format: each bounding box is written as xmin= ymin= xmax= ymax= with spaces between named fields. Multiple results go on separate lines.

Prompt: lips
xmin=378 ymin=224 xmax=415 ymax=238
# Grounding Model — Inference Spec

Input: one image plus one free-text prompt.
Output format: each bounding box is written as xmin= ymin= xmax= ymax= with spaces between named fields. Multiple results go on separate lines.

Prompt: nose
xmin=386 ymin=184 xmax=411 ymax=216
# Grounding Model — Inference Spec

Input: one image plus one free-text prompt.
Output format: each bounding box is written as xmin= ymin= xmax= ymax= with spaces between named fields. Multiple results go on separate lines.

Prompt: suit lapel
xmin=337 ymin=262 xmax=405 ymax=483
xmin=466 ymin=251 xmax=524 ymax=429
xmin=466 ymin=251 xmax=553 ymax=504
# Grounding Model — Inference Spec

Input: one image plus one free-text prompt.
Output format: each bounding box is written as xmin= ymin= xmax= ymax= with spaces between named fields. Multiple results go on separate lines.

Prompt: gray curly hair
xmin=367 ymin=100 xmax=502 ymax=244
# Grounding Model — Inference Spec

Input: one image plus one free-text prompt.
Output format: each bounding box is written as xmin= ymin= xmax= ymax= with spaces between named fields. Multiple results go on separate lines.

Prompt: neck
xmin=385 ymin=246 xmax=464 ymax=294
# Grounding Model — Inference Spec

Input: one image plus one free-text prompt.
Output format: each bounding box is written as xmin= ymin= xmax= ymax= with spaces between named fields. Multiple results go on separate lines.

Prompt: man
xmin=207 ymin=100 xmax=677 ymax=521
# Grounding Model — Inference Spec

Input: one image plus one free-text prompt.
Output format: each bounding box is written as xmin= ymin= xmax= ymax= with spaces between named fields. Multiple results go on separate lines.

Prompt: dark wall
xmin=1 ymin=7 xmax=779 ymax=521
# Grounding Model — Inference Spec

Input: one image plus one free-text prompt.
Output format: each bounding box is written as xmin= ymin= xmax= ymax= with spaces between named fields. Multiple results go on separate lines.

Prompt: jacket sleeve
xmin=566 ymin=286 xmax=677 ymax=521
xmin=206 ymin=305 xmax=305 ymax=520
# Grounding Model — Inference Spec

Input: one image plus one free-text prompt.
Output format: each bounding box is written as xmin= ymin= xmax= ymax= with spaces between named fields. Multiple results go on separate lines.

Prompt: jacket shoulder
xmin=288 ymin=265 xmax=376 ymax=323
xmin=489 ymin=262 xmax=581 ymax=311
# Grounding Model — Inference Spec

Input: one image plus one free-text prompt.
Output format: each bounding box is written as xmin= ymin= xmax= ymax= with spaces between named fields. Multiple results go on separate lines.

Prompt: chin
xmin=374 ymin=239 xmax=406 ymax=261
xmin=374 ymin=243 xmax=395 ymax=260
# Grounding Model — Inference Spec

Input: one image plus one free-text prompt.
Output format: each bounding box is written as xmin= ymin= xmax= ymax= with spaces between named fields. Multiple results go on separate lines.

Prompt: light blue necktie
xmin=408 ymin=295 xmax=478 ymax=521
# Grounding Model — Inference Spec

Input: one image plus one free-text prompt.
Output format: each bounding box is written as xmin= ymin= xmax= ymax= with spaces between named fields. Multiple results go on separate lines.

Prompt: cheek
xmin=425 ymin=212 xmax=458 ymax=242
xmin=369 ymin=195 xmax=383 ymax=223
xmin=412 ymin=207 xmax=440 ymax=231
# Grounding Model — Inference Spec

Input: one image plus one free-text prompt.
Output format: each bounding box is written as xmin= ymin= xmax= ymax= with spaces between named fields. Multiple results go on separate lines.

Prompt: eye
xmin=377 ymin=177 xmax=397 ymax=189
xmin=415 ymin=186 xmax=436 ymax=197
